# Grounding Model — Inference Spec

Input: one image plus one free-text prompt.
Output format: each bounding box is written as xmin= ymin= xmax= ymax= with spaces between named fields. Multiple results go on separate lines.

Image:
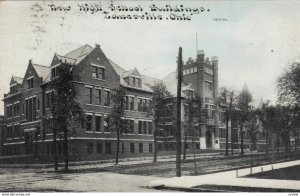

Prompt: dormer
xmin=123 ymin=68 xmax=142 ymax=88
xmin=9 ymin=75 xmax=23 ymax=95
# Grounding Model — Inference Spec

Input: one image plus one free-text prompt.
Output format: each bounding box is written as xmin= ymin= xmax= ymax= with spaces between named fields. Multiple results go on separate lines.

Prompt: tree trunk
xmin=276 ymin=134 xmax=279 ymax=153
xmin=231 ymin=126 xmax=234 ymax=156
xmin=153 ymin=129 xmax=158 ymax=162
xmin=183 ymin=135 xmax=187 ymax=161
xmin=265 ymin=129 xmax=269 ymax=155
xmin=240 ymin=126 xmax=244 ymax=155
xmin=115 ymin=127 xmax=120 ymax=165
xmin=225 ymin=119 xmax=229 ymax=156
xmin=53 ymin=128 xmax=58 ymax=171
xmin=63 ymin=128 xmax=69 ymax=171
xmin=191 ymin=136 xmax=197 ymax=175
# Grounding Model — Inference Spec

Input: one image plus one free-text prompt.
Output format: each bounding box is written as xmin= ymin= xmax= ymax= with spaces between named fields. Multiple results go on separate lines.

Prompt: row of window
xmin=86 ymin=87 xmax=110 ymax=106
xmin=86 ymin=142 xmax=153 ymax=154
xmin=129 ymin=76 xmax=141 ymax=88
xmin=84 ymin=114 xmax=153 ymax=135
xmin=10 ymin=85 xmax=19 ymax=94
xmin=6 ymin=102 xmax=20 ymax=118
xmin=183 ymin=66 xmax=197 ymax=76
xmin=5 ymin=125 xmax=22 ymax=139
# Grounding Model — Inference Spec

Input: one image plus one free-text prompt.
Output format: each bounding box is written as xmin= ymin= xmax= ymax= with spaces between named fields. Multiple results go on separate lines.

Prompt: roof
xmin=142 ymin=75 xmax=162 ymax=87
xmin=108 ymin=59 xmax=153 ymax=93
xmin=12 ymin=75 xmax=23 ymax=84
xmin=32 ymin=64 xmax=50 ymax=80
xmin=63 ymin=44 xmax=94 ymax=65
xmin=162 ymin=72 xmax=190 ymax=97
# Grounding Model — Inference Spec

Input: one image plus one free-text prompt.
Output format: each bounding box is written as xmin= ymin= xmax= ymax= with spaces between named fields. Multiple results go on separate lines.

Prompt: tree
xmin=257 ymin=101 xmax=274 ymax=154
xmin=108 ymin=86 xmax=126 ymax=165
xmin=219 ymin=87 xmax=236 ymax=156
xmin=150 ymin=83 xmax=173 ymax=163
xmin=183 ymin=95 xmax=206 ymax=174
xmin=237 ymin=84 xmax=252 ymax=155
xmin=50 ymin=63 xmax=85 ymax=171
xmin=277 ymin=62 xmax=300 ymax=107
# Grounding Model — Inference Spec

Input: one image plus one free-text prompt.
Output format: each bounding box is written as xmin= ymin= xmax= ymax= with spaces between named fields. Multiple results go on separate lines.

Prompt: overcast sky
xmin=1 ymin=0 xmax=300 ymax=114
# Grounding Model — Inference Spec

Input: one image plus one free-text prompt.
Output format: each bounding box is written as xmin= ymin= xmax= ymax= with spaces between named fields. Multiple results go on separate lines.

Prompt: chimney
xmin=211 ymin=56 xmax=218 ymax=66
xmin=95 ymin=44 xmax=100 ymax=48
xmin=29 ymin=59 xmax=32 ymax=64
xmin=196 ymin=50 xmax=204 ymax=62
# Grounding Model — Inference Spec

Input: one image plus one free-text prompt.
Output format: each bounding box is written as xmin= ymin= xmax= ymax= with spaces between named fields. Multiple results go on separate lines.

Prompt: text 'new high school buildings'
xmin=0 ymin=44 xmax=243 ymax=160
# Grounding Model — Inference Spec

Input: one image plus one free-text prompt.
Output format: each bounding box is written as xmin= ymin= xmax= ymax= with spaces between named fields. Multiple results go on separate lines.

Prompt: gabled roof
xmin=12 ymin=75 xmax=23 ymax=84
xmin=32 ymin=64 xmax=50 ymax=80
xmin=123 ymin=68 xmax=141 ymax=78
xmin=108 ymin=59 xmax=153 ymax=93
xmin=54 ymin=44 xmax=94 ymax=66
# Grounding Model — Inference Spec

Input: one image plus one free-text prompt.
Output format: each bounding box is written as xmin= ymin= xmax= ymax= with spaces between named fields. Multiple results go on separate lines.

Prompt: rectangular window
xmin=105 ymin=142 xmax=111 ymax=154
xmin=104 ymin=90 xmax=110 ymax=106
xmin=95 ymin=116 xmax=101 ymax=132
xmin=92 ymin=66 xmax=105 ymax=80
xmin=139 ymin=143 xmax=143 ymax=153
xmin=27 ymin=78 xmax=33 ymax=89
xmin=103 ymin=116 xmax=110 ymax=132
xmin=149 ymin=143 xmax=153 ymax=153
xmin=136 ymin=78 xmax=141 ymax=87
xmin=129 ymin=97 xmax=134 ymax=110
xmin=86 ymin=115 xmax=92 ymax=131
xmin=138 ymin=98 xmax=142 ymax=111
xmin=130 ymin=143 xmax=135 ymax=153
xmin=97 ymin=143 xmax=102 ymax=154
xmin=138 ymin=121 xmax=142 ymax=134
xmin=37 ymin=99 xmax=40 ymax=110
xmin=143 ymin=121 xmax=147 ymax=134
xmin=130 ymin=77 xmax=134 ymax=86
xmin=96 ymin=89 xmax=101 ymax=105
xmin=148 ymin=122 xmax=152 ymax=135
xmin=86 ymin=87 xmax=92 ymax=104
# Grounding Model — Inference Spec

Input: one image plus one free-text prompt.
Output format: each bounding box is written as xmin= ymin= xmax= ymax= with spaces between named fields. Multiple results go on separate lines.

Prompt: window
xmin=205 ymin=104 xmax=214 ymax=119
xmin=95 ymin=116 xmax=101 ymax=132
xmin=104 ymin=90 xmax=110 ymax=106
xmin=37 ymin=99 xmax=40 ymax=110
xmin=130 ymin=143 xmax=135 ymax=153
xmin=103 ymin=116 xmax=110 ymax=132
xmin=148 ymin=122 xmax=152 ymax=135
xmin=10 ymin=85 xmax=18 ymax=94
xmin=27 ymin=78 xmax=33 ymax=89
xmin=86 ymin=115 xmax=92 ymax=131
xmin=86 ymin=87 xmax=92 ymax=104
xmin=196 ymin=144 xmax=200 ymax=150
xmin=138 ymin=121 xmax=142 ymax=134
xmin=92 ymin=66 xmax=105 ymax=79
xmin=97 ymin=143 xmax=102 ymax=154
xmin=143 ymin=121 xmax=147 ymax=134
xmin=105 ymin=142 xmax=111 ymax=154
xmin=205 ymin=81 xmax=213 ymax=91
xmin=136 ymin=78 xmax=141 ymax=87
xmin=87 ymin=142 xmax=93 ymax=154
xmin=149 ymin=144 xmax=153 ymax=153
xmin=204 ymin=67 xmax=213 ymax=75
xmin=220 ymin=129 xmax=226 ymax=138
xmin=139 ymin=143 xmax=143 ymax=153
xmin=46 ymin=91 xmax=54 ymax=108
xmin=25 ymin=97 xmax=36 ymax=121
xmin=96 ymin=89 xmax=101 ymax=105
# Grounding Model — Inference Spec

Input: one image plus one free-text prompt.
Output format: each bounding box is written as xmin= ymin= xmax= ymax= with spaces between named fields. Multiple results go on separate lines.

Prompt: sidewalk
xmin=150 ymin=159 xmax=300 ymax=191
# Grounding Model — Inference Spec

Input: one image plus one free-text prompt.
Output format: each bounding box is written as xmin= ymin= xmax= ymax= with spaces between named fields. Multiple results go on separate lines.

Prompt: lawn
xmin=246 ymin=165 xmax=300 ymax=180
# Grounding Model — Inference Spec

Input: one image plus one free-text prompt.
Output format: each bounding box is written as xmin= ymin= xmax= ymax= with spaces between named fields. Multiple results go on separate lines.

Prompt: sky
xmin=1 ymin=0 xmax=300 ymax=114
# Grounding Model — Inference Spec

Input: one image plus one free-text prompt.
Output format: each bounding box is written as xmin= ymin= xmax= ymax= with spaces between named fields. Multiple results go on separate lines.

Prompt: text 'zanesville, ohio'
xmin=48 ymin=3 xmax=211 ymax=21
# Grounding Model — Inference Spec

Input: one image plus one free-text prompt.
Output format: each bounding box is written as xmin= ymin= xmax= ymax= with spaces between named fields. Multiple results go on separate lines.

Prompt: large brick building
xmin=1 ymin=44 xmax=242 ymax=161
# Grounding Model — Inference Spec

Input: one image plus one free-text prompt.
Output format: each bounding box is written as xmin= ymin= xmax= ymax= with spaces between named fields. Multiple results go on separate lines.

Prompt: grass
xmin=246 ymin=165 xmax=300 ymax=180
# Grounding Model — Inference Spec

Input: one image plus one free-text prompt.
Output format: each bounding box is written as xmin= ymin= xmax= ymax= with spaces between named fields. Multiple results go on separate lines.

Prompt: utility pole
xmin=176 ymin=47 xmax=183 ymax=177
